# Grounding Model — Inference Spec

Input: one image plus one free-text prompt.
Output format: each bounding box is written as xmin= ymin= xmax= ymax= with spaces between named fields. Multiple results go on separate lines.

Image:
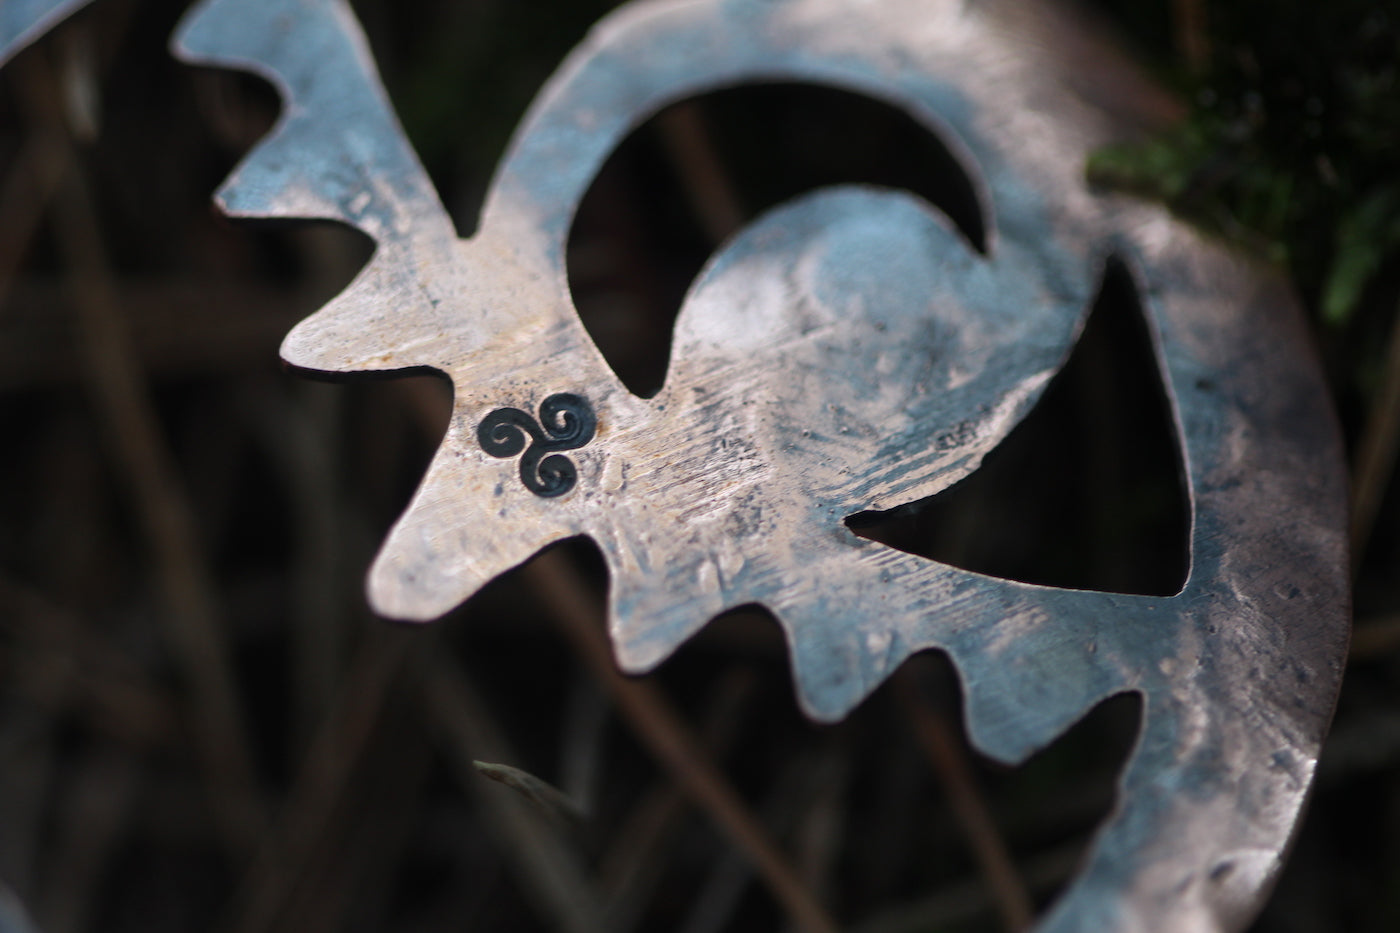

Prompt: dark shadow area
xmin=846 ymin=258 xmax=1191 ymax=596
xmin=981 ymin=689 xmax=1144 ymax=917
xmin=836 ymin=652 xmax=1142 ymax=929
xmin=567 ymin=82 xmax=988 ymax=397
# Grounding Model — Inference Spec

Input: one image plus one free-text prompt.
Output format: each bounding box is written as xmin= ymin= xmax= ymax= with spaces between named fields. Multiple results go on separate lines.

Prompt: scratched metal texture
xmin=0 ymin=0 xmax=95 ymax=66
xmin=172 ymin=0 xmax=1350 ymax=930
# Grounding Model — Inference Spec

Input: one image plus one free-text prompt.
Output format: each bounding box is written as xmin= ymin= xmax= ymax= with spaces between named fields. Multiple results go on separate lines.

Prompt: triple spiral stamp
xmin=476 ymin=393 xmax=597 ymax=498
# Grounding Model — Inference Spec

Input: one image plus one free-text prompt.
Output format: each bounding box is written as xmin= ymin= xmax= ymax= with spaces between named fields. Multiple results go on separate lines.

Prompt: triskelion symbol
xmin=477 ymin=393 xmax=596 ymax=498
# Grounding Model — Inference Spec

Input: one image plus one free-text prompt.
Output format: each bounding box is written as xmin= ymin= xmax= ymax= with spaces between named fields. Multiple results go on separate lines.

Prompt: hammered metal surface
xmin=173 ymin=1 xmax=1351 ymax=930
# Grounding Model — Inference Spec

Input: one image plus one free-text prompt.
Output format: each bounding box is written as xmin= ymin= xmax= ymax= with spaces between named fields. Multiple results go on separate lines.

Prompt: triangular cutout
xmin=846 ymin=258 xmax=1190 ymax=596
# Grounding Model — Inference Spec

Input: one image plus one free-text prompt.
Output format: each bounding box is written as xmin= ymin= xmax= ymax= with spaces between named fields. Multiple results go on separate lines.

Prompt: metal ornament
xmin=174 ymin=0 xmax=1350 ymax=930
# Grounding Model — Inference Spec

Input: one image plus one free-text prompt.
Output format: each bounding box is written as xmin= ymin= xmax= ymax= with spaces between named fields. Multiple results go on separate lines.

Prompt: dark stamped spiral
xmin=477 ymin=393 xmax=596 ymax=497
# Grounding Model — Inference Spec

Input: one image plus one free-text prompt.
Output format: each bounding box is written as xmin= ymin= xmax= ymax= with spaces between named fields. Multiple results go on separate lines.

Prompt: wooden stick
xmin=527 ymin=548 xmax=841 ymax=933
xmin=895 ymin=671 xmax=1034 ymax=932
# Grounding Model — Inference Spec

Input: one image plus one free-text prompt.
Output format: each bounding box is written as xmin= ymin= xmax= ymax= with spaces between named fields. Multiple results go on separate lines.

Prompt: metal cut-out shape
xmin=173 ymin=1 xmax=1350 ymax=930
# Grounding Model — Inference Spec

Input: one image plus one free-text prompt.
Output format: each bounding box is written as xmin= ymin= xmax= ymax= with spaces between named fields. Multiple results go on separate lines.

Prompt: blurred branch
xmin=599 ymin=665 xmax=757 ymax=932
xmin=679 ymin=745 xmax=847 ymax=933
xmin=0 ymin=129 xmax=66 ymax=308
xmin=0 ymin=5 xmax=135 ymax=307
xmin=527 ymin=548 xmax=840 ymax=933
xmin=0 ymin=576 xmax=178 ymax=748
xmin=0 ymin=279 xmax=306 ymax=391
xmin=276 ymin=710 xmax=432 ymax=933
xmin=896 ymin=671 xmax=1034 ymax=933
xmin=242 ymin=383 xmax=351 ymax=754
xmin=33 ymin=742 xmax=138 ymax=933
xmin=218 ymin=626 xmax=411 ymax=933
xmin=655 ymin=102 xmax=746 ymax=244
xmin=1350 ymin=297 xmax=1400 ymax=574
xmin=1349 ymin=614 xmax=1400 ymax=661
xmin=422 ymin=651 xmax=607 ymax=933
xmin=15 ymin=53 xmax=267 ymax=859
xmin=1172 ymin=0 xmax=1209 ymax=74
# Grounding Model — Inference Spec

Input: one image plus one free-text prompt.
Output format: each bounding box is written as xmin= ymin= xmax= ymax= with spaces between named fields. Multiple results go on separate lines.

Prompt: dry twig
xmin=526 ymin=547 xmax=840 ymax=933
xmin=895 ymin=670 xmax=1034 ymax=932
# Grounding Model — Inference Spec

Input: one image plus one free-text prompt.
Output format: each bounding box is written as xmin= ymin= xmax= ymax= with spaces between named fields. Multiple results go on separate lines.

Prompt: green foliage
xmin=1326 ymin=185 xmax=1400 ymax=325
xmin=1089 ymin=2 xmax=1400 ymax=327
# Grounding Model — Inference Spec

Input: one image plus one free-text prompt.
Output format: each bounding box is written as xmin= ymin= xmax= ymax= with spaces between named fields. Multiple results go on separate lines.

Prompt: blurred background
xmin=0 ymin=0 xmax=1398 ymax=931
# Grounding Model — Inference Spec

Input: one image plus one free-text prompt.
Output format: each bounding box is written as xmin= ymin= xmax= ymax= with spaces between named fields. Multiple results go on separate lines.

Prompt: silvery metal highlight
xmin=171 ymin=1 xmax=1350 ymax=930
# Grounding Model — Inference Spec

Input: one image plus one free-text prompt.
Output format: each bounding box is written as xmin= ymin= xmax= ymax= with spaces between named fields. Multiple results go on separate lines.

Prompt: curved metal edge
xmin=0 ymin=0 xmax=96 ymax=68
xmin=170 ymin=1 xmax=1352 ymax=930
xmin=1037 ymin=218 xmax=1350 ymax=933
